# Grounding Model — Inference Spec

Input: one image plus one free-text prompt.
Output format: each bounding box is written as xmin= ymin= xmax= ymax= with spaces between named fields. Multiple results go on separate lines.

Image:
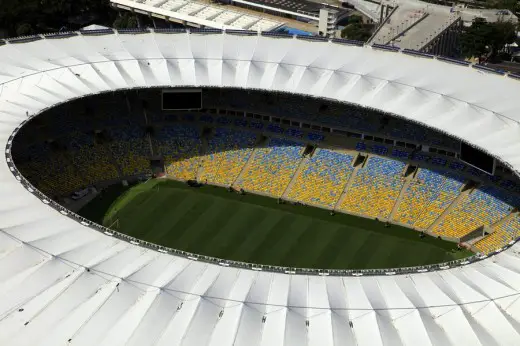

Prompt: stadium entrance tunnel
xmin=9 ymin=87 xmax=520 ymax=270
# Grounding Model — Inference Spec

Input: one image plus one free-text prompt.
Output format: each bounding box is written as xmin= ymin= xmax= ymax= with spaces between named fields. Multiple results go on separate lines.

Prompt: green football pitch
xmin=78 ymin=179 xmax=472 ymax=270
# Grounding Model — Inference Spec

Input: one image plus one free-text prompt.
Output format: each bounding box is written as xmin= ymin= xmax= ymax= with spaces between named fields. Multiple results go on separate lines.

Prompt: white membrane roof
xmin=1 ymin=30 xmax=520 ymax=345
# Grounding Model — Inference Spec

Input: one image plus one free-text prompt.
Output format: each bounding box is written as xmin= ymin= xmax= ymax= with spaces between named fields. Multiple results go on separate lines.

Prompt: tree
xmin=486 ymin=0 xmax=519 ymax=13
xmin=460 ymin=18 xmax=517 ymax=61
xmin=340 ymin=15 xmax=374 ymax=42
xmin=113 ymin=13 xmax=138 ymax=29
xmin=113 ymin=16 xmax=125 ymax=29
xmin=348 ymin=15 xmax=363 ymax=25
xmin=490 ymin=21 xmax=517 ymax=53
xmin=460 ymin=18 xmax=492 ymax=59
xmin=0 ymin=0 xmax=117 ymax=38
xmin=126 ymin=15 xmax=138 ymax=29
xmin=341 ymin=23 xmax=373 ymax=42
xmin=15 ymin=23 xmax=33 ymax=36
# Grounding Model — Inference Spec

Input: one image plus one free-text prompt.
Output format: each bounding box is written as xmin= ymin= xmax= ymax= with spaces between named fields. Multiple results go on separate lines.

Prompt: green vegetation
xmin=484 ymin=0 xmax=519 ymax=13
xmin=78 ymin=179 xmax=472 ymax=270
xmin=112 ymin=13 xmax=139 ymax=30
xmin=340 ymin=15 xmax=374 ymax=42
xmin=0 ymin=0 xmax=129 ymax=37
xmin=460 ymin=18 xmax=517 ymax=61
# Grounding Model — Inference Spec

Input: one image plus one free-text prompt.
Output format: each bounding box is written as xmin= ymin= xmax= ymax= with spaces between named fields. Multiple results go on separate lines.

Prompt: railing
xmin=79 ymin=28 xmax=115 ymax=36
xmin=224 ymin=29 xmax=257 ymax=36
xmin=371 ymin=43 xmax=400 ymax=52
xmin=153 ymin=27 xmax=187 ymax=34
xmin=189 ymin=28 xmax=223 ymax=34
xmin=8 ymin=36 xmax=44 ymax=44
xmin=44 ymin=32 xmax=79 ymax=39
xmin=116 ymin=28 xmax=150 ymax=34
xmin=402 ymin=49 xmax=435 ymax=59
xmin=436 ymin=55 xmax=471 ymax=66
xmin=472 ymin=64 xmax=505 ymax=75
xmin=509 ymin=73 xmax=520 ymax=80
xmin=260 ymin=31 xmax=293 ymax=38
xmin=296 ymin=35 xmax=328 ymax=42
xmin=330 ymin=38 xmax=365 ymax=47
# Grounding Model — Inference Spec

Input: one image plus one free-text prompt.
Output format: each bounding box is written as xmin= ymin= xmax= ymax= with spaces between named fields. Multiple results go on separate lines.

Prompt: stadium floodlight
xmin=1 ymin=29 xmax=520 ymax=345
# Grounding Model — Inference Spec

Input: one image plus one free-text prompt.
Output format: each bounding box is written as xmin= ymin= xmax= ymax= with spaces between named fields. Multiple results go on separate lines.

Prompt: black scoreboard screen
xmin=460 ymin=142 xmax=495 ymax=175
xmin=162 ymin=89 xmax=202 ymax=110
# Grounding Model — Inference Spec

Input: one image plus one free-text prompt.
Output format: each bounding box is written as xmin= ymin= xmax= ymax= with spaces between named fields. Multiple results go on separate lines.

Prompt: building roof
xmin=110 ymin=0 xmax=285 ymax=31
xmin=231 ymin=0 xmax=322 ymax=16
xmin=82 ymin=24 xmax=112 ymax=31
xmin=368 ymin=1 xmax=461 ymax=50
xmin=1 ymin=30 xmax=520 ymax=345
xmin=354 ymin=0 xmax=518 ymax=50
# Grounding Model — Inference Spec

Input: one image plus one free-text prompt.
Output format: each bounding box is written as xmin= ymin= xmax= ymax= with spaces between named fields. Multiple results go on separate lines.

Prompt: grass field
xmin=78 ymin=179 xmax=472 ymax=269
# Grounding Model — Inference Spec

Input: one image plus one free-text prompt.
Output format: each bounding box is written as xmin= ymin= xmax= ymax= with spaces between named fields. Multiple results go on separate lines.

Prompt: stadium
xmin=1 ymin=28 xmax=520 ymax=345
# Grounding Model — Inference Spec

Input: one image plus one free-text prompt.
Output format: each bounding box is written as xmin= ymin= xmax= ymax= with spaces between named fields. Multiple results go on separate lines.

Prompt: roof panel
xmin=232 ymin=304 xmax=264 ymax=346
xmin=79 ymin=33 xmax=133 ymax=62
xmin=308 ymin=311 xmax=333 ymax=345
xmin=260 ymin=308 xmax=287 ymax=346
xmin=21 ymin=272 xmax=112 ymax=345
xmin=122 ymin=291 xmax=180 ymax=346
xmin=431 ymin=307 xmax=482 ymax=345
xmin=181 ymin=298 xmax=221 ymax=346
xmin=155 ymin=297 xmax=200 ymax=346
xmin=331 ymin=312 xmax=357 ymax=345
xmin=283 ymin=309 xmax=307 ymax=346
xmin=207 ymin=303 xmax=244 ymax=346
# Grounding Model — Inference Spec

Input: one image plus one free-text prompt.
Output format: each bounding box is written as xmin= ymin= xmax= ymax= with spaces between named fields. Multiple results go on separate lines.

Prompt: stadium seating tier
xmin=474 ymin=215 xmax=520 ymax=254
xmin=393 ymin=168 xmax=465 ymax=229
xmin=234 ymin=138 xmax=303 ymax=197
xmin=286 ymin=149 xmax=354 ymax=208
xmin=199 ymin=128 xmax=258 ymax=185
xmin=338 ymin=156 xmax=406 ymax=219
xmin=153 ymin=124 xmax=203 ymax=181
xmin=433 ymin=186 xmax=519 ymax=238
